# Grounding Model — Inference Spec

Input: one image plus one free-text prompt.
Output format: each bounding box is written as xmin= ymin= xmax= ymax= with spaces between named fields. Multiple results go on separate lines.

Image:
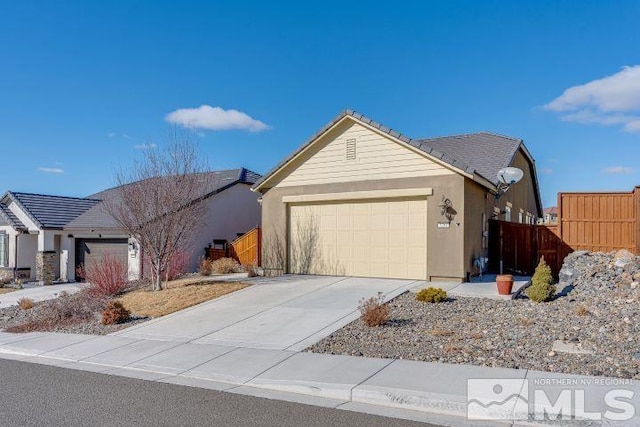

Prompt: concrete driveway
xmin=115 ymin=275 xmax=419 ymax=351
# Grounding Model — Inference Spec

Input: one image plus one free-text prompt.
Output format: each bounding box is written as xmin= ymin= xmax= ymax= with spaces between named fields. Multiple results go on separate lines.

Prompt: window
xmin=345 ymin=139 xmax=357 ymax=160
xmin=0 ymin=233 xmax=7 ymax=267
xmin=518 ymin=210 xmax=523 ymax=223
xmin=504 ymin=206 xmax=511 ymax=221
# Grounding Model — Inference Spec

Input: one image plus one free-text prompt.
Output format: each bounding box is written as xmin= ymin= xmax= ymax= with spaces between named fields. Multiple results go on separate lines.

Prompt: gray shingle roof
xmin=414 ymin=132 xmax=522 ymax=186
xmin=7 ymin=192 xmax=100 ymax=229
xmin=66 ymin=168 xmax=260 ymax=230
xmin=0 ymin=204 xmax=25 ymax=229
xmin=253 ymin=110 xmax=525 ymax=189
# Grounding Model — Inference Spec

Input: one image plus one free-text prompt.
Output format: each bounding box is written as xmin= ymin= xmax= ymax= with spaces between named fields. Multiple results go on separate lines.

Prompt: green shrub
xmin=416 ymin=287 xmax=447 ymax=303
xmin=527 ymin=257 xmax=555 ymax=303
xmin=101 ymin=301 xmax=130 ymax=325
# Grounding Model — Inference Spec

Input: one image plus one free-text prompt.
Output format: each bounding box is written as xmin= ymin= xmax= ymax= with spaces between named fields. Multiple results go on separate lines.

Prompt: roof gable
xmin=3 ymin=192 xmax=100 ymax=230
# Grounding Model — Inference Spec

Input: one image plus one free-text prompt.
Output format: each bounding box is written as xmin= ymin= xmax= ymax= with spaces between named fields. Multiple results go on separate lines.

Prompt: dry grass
xmin=118 ymin=278 xmax=249 ymax=318
xmin=574 ymin=305 xmax=590 ymax=316
xmin=0 ymin=288 xmax=16 ymax=295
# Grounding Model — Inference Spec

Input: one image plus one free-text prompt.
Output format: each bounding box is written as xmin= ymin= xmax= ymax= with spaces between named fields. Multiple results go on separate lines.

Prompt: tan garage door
xmin=289 ymin=198 xmax=427 ymax=279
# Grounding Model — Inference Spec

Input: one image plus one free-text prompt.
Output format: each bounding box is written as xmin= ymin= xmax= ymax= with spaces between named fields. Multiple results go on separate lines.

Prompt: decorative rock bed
xmin=309 ymin=250 xmax=640 ymax=379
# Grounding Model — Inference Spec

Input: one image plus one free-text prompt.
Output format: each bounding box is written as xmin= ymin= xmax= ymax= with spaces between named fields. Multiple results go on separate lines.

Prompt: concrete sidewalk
xmin=0 ymin=331 xmax=637 ymax=426
xmin=0 ymin=283 xmax=84 ymax=309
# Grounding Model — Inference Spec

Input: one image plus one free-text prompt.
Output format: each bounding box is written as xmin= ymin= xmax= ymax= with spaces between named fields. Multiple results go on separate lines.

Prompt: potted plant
xmin=496 ymin=274 xmax=513 ymax=295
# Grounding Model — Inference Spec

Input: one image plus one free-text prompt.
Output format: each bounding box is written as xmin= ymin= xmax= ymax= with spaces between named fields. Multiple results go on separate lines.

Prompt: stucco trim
xmin=282 ymin=188 xmax=433 ymax=203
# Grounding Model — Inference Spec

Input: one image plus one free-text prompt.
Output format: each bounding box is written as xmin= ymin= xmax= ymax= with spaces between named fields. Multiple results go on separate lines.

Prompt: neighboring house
xmin=253 ymin=110 xmax=542 ymax=282
xmin=539 ymin=206 xmax=558 ymax=224
xmin=0 ymin=168 xmax=261 ymax=284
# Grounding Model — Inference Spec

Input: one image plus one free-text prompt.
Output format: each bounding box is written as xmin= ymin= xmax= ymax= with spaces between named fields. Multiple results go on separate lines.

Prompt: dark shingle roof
xmin=66 ymin=168 xmax=260 ymax=230
xmin=253 ymin=110 xmax=524 ymax=189
xmin=414 ymin=132 xmax=522 ymax=186
xmin=6 ymin=192 xmax=100 ymax=229
xmin=0 ymin=204 xmax=25 ymax=229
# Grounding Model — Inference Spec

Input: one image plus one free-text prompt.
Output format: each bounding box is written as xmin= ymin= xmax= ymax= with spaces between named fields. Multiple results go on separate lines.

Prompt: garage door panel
xmin=290 ymin=199 xmax=427 ymax=280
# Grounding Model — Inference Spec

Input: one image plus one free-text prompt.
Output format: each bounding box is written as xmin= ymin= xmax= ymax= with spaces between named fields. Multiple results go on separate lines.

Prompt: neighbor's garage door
xmin=289 ymin=199 xmax=427 ymax=279
xmin=75 ymin=238 xmax=128 ymax=274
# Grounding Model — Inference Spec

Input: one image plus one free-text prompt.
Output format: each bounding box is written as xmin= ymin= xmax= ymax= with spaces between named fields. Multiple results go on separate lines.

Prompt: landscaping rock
xmin=310 ymin=250 xmax=640 ymax=379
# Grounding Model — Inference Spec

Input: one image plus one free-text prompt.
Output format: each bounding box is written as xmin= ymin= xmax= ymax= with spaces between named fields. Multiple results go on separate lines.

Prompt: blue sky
xmin=1 ymin=1 xmax=639 ymax=207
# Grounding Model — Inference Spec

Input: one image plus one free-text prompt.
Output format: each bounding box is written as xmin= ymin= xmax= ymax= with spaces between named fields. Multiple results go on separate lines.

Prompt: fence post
xmin=557 ymin=192 xmax=563 ymax=246
xmin=635 ymin=187 xmax=640 ymax=255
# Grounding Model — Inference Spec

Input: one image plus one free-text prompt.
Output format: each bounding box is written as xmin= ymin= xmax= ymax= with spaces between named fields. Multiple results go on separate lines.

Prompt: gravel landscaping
xmin=0 ymin=292 xmax=148 ymax=335
xmin=309 ymin=250 xmax=640 ymax=379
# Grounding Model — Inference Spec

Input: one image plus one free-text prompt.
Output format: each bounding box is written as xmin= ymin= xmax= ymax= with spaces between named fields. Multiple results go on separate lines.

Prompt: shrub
xmin=199 ymin=258 xmax=213 ymax=276
xmin=243 ymin=263 xmax=258 ymax=278
xmin=527 ymin=257 xmax=556 ymax=303
xmin=84 ymin=254 xmax=129 ymax=298
xmin=162 ymin=250 xmax=190 ymax=281
xmin=18 ymin=297 xmax=34 ymax=310
xmin=358 ymin=292 xmax=390 ymax=327
xmin=101 ymin=301 xmax=130 ymax=325
xmin=416 ymin=287 xmax=447 ymax=303
xmin=211 ymin=257 xmax=242 ymax=274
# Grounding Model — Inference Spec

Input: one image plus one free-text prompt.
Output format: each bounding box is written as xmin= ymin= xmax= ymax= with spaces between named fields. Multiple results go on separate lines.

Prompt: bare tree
xmin=104 ymin=133 xmax=211 ymax=291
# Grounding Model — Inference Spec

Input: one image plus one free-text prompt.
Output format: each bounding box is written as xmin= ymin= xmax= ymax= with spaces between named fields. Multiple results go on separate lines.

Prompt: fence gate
xmin=488 ymin=220 xmax=568 ymax=277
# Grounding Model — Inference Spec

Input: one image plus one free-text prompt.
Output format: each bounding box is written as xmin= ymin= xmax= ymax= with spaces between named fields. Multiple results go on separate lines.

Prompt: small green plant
xmin=416 ymin=287 xmax=447 ymax=303
xmin=527 ymin=256 xmax=555 ymax=303
xmin=358 ymin=292 xmax=390 ymax=327
xmin=18 ymin=297 xmax=34 ymax=310
xmin=101 ymin=301 xmax=130 ymax=325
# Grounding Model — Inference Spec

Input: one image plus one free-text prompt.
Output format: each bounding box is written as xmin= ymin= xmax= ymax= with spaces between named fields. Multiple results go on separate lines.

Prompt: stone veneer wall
xmin=36 ymin=251 xmax=56 ymax=285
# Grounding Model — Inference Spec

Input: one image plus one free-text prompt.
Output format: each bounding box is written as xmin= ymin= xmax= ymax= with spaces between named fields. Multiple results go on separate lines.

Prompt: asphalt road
xmin=0 ymin=359 xmax=438 ymax=427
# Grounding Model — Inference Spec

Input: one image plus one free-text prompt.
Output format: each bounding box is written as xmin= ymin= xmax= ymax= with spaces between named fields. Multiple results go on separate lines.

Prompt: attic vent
xmin=345 ymin=139 xmax=357 ymax=160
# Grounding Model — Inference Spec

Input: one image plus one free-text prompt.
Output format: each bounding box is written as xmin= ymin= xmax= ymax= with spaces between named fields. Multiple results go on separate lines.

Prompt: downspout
xmin=13 ymin=231 xmax=20 ymax=282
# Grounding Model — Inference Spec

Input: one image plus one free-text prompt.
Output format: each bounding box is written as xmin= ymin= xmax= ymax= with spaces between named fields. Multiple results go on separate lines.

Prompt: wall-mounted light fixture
xmin=438 ymin=196 xmax=457 ymax=222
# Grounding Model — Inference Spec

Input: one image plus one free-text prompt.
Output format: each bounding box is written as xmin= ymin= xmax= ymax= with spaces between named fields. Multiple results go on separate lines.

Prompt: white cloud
xmin=544 ymin=66 xmax=640 ymax=133
xmin=539 ymin=167 xmax=553 ymax=175
xmin=107 ymin=132 xmax=116 ymax=138
xmin=38 ymin=167 xmax=64 ymax=174
xmin=602 ymin=166 xmax=634 ymax=175
xmin=134 ymin=143 xmax=157 ymax=150
xmin=165 ymin=105 xmax=270 ymax=132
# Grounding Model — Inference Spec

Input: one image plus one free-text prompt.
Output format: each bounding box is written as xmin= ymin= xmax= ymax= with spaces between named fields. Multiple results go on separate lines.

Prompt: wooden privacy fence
xmin=488 ymin=220 xmax=570 ymax=277
xmin=558 ymin=188 xmax=640 ymax=254
xmin=206 ymin=227 xmax=262 ymax=266
xmin=228 ymin=227 xmax=262 ymax=266
xmin=489 ymin=187 xmax=640 ymax=277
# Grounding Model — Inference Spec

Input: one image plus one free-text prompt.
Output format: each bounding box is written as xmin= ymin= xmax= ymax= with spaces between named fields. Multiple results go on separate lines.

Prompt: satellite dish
xmin=497 ymin=167 xmax=524 ymax=185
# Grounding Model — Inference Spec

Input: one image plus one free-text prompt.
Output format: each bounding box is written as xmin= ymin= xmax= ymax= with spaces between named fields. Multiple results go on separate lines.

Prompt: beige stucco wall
xmin=260 ymin=174 xmax=467 ymax=281
xmin=463 ymin=148 xmax=541 ymax=277
xmin=189 ymin=183 xmax=262 ymax=271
